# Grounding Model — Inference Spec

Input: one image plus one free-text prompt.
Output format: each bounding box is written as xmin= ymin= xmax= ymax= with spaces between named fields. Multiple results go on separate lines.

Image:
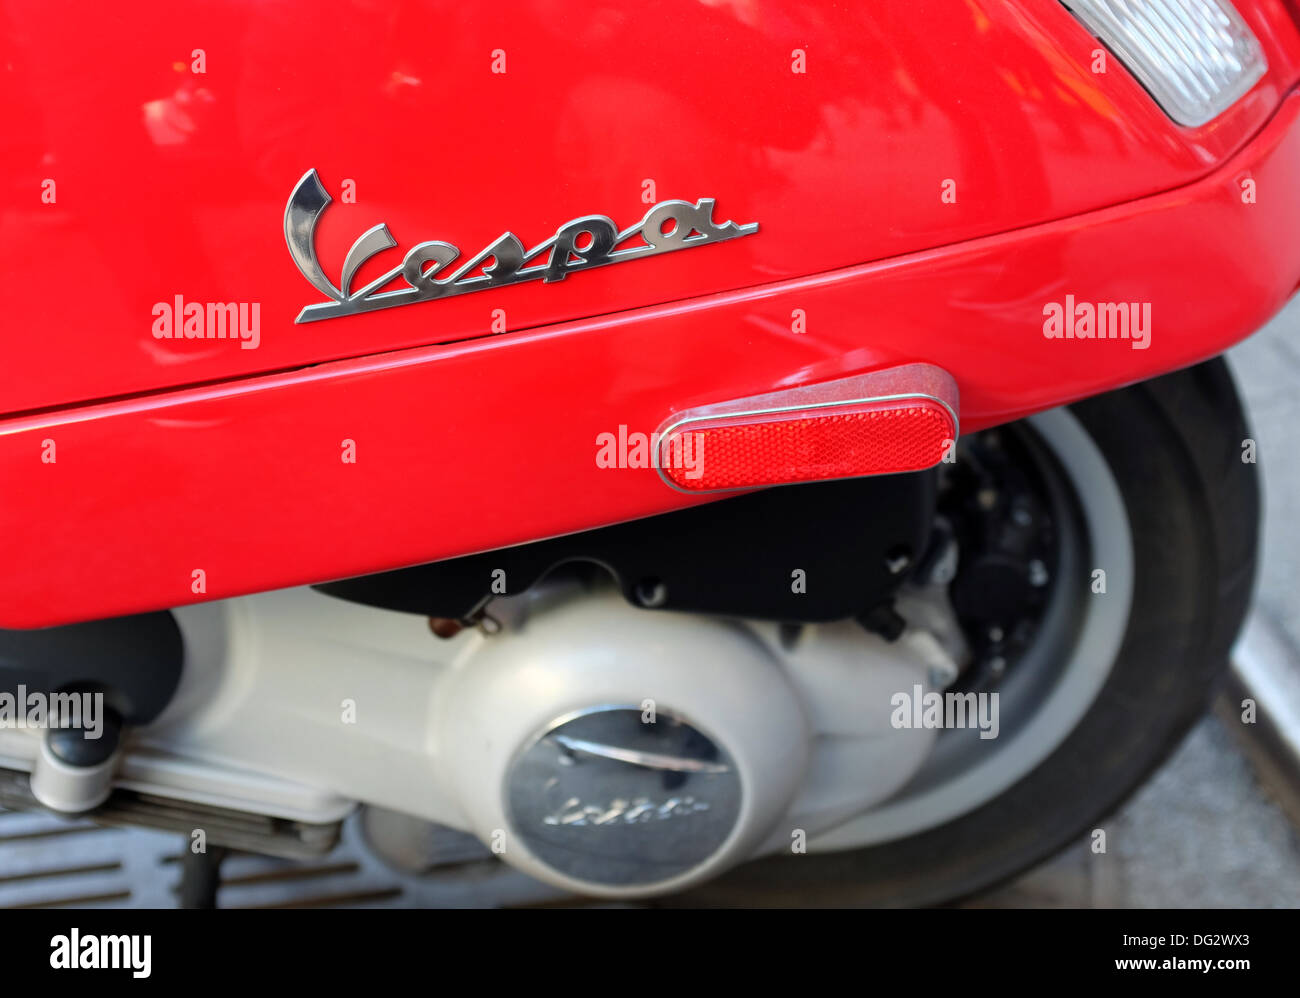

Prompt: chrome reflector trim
xmin=1063 ymin=0 xmax=1267 ymax=126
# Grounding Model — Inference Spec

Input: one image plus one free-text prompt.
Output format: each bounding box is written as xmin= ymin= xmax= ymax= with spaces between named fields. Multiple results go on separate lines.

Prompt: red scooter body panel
xmin=3 ymin=1 xmax=1300 ymax=626
xmin=2 ymin=0 xmax=1299 ymax=413
xmin=4 ymin=88 xmax=1300 ymax=628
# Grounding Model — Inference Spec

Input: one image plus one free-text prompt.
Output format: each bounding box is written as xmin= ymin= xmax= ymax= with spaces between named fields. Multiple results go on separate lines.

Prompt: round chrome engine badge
xmin=506 ymin=706 xmax=742 ymax=887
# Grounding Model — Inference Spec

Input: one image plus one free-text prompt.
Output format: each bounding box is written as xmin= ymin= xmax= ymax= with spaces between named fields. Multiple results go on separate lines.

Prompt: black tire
xmin=673 ymin=358 xmax=1260 ymax=907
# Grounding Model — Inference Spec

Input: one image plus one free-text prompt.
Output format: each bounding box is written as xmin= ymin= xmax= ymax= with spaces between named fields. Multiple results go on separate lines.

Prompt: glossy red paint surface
xmin=4 ymin=82 xmax=1300 ymax=628
xmin=2 ymin=1 xmax=1299 ymax=415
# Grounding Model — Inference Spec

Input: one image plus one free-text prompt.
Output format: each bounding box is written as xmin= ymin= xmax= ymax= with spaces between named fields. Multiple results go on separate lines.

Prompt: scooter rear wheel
xmin=678 ymin=358 xmax=1259 ymax=906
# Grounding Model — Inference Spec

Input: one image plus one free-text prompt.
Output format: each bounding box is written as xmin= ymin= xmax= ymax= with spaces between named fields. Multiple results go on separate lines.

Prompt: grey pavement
xmin=1233 ymin=292 xmax=1300 ymax=656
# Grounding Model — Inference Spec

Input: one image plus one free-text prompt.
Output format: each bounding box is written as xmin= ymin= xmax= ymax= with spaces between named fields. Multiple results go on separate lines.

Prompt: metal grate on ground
xmin=0 ymin=807 xmax=564 ymax=909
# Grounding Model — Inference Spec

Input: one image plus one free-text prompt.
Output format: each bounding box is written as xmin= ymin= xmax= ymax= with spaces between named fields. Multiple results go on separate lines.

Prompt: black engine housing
xmin=316 ymin=471 xmax=936 ymax=623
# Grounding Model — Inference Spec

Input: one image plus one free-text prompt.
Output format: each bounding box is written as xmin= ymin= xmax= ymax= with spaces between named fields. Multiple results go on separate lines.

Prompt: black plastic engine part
xmin=943 ymin=427 xmax=1062 ymax=690
xmin=47 ymin=708 xmax=124 ymax=766
xmin=316 ymin=471 xmax=936 ymax=623
xmin=0 ymin=611 xmax=184 ymax=726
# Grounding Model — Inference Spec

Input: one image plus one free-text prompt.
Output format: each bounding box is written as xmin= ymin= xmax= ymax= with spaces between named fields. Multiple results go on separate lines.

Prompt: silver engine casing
xmin=0 ymin=580 xmax=950 ymax=896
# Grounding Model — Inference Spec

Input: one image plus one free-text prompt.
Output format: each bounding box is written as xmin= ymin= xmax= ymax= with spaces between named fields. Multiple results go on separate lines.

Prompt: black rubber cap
xmin=47 ymin=707 xmax=122 ymax=767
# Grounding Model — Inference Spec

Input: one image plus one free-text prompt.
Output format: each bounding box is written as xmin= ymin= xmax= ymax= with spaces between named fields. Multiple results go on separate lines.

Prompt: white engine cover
xmin=0 ymin=581 xmax=945 ymax=896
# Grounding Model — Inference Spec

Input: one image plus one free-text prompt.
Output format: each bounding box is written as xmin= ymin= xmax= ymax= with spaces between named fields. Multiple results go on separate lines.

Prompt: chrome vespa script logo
xmin=283 ymin=169 xmax=759 ymax=324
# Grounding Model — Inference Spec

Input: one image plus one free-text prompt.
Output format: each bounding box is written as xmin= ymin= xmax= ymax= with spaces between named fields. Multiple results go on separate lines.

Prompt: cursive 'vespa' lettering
xmin=284 ymin=169 xmax=759 ymax=324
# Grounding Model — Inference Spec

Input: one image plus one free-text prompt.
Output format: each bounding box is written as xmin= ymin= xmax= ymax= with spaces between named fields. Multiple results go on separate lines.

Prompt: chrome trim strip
xmin=550 ymin=734 xmax=732 ymax=774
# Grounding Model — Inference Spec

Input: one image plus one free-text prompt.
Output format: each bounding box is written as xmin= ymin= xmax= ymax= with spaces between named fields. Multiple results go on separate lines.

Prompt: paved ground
xmin=976 ymin=293 xmax=1300 ymax=907
xmin=1232 ymin=294 xmax=1300 ymax=655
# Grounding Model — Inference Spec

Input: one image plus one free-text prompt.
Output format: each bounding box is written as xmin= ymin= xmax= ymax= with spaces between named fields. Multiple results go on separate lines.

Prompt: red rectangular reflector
xmin=656 ymin=364 xmax=958 ymax=492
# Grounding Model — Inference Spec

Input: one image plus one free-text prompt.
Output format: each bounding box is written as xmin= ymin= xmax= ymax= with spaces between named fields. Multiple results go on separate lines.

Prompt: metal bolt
xmin=429 ymin=617 xmax=464 ymax=639
xmin=635 ymin=578 xmax=668 ymax=608
xmin=886 ymin=552 xmax=912 ymax=575
xmin=928 ymin=662 xmax=959 ymax=689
